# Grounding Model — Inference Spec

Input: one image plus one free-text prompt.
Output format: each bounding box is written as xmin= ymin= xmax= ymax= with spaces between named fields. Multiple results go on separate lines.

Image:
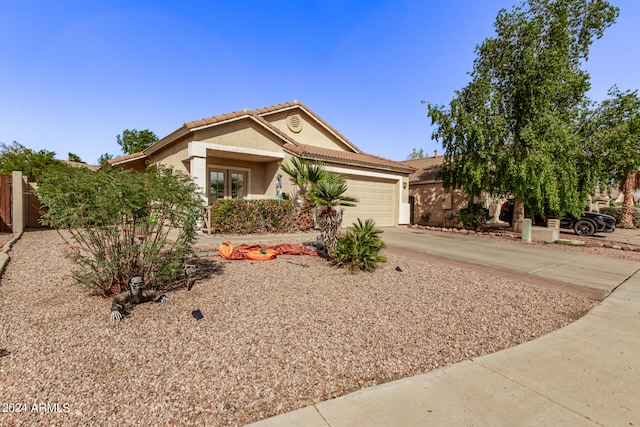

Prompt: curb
xmin=0 ymin=232 xmax=23 ymax=278
xmin=407 ymin=224 xmax=640 ymax=252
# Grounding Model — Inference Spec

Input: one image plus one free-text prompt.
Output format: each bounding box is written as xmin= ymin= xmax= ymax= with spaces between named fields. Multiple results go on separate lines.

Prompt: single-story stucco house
xmin=401 ymin=155 xmax=469 ymax=227
xmin=402 ymin=155 xmax=617 ymax=228
xmin=110 ymin=101 xmax=415 ymax=228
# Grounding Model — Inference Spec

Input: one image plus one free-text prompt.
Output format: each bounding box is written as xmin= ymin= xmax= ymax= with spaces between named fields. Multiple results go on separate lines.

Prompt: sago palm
xmin=333 ymin=218 xmax=387 ymax=273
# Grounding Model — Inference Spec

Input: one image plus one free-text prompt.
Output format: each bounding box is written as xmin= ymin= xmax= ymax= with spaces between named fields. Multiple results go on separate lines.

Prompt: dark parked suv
xmin=499 ymin=200 xmax=616 ymax=236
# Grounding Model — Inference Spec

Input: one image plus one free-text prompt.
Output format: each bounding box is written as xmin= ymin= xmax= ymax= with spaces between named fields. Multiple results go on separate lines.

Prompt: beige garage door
xmin=341 ymin=176 xmax=397 ymax=228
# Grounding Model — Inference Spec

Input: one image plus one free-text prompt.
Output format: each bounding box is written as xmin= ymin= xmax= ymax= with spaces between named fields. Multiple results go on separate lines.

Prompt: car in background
xmin=499 ymin=200 xmax=616 ymax=236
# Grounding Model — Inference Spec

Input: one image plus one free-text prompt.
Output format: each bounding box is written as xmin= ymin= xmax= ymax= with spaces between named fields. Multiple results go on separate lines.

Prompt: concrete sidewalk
xmin=241 ymin=227 xmax=640 ymax=426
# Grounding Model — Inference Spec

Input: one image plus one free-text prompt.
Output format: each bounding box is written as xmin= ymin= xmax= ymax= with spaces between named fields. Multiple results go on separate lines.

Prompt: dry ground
xmin=0 ymin=229 xmax=602 ymax=426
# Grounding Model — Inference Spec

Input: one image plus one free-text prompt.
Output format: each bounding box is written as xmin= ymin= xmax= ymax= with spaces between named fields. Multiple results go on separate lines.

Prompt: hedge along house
xmin=109 ymin=101 xmax=415 ymax=228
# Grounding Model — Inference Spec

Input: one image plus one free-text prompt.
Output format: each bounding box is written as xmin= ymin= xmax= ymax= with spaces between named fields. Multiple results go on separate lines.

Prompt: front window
xmin=209 ymin=169 xmax=247 ymax=204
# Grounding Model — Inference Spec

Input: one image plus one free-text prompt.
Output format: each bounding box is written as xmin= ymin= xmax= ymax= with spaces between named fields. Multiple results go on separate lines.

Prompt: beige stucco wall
xmin=130 ymin=112 xmax=412 ymax=226
xmin=410 ymin=182 xmax=467 ymax=227
xmin=265 ymin=110 xmax=352 ymax=152
xmin=193 ymin=120 xmax=286 ymax=153
xmin=149 ymin=139 xmax=190 ymax=174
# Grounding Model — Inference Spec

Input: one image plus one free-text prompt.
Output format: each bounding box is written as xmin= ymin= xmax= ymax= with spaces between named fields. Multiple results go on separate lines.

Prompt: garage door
xmin=340 ymin=176 xmax=397 ymax=228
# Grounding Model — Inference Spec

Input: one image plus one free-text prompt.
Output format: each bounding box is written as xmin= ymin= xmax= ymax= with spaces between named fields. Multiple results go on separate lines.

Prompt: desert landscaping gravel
xmin=0 ymin=229 xmax=602 ymax=426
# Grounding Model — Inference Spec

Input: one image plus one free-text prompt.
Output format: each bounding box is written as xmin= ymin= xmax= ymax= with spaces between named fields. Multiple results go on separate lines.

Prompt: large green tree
xmin=406 ymin=148 xmax=426 ymax=160
xmin=427 ymin=0 xmax=619 ymax=221
xmin=116 ymin=129 xmax=159 ymax=154
xmin=0 ymin=141 xmax=64 ymax=181
xmin=591 ymin=87 xmax=640 ymax=228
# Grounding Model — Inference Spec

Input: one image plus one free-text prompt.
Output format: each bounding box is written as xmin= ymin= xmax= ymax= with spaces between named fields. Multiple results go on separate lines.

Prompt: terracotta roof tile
xmin=184 ymin=109 xmax=251 ymax=129
xmin=113 ymin=101 xmax=413 ymax=175
xmin=107 ymin=152 xmax=145 ymax=165
xmin=400 ymin=156 xmax=444 ymax=182
xmin=286 ymin=144 xmax=415 ymax=174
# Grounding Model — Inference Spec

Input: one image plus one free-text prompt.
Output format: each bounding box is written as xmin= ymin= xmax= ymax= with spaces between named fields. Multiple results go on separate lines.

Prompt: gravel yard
xmin=0 ymin=229 xmax=598 ymax=426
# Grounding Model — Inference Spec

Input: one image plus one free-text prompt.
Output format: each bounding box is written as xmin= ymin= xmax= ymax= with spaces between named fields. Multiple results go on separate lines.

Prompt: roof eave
xmin=293 ymin=152 xmax=414 ymax=174
xmin=143 ymin=126 xmax=192 ymax=157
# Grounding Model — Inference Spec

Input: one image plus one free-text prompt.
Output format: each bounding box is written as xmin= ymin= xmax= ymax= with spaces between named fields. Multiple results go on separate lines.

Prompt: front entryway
xmin=209 ymin=169 xmax=247 ymax=203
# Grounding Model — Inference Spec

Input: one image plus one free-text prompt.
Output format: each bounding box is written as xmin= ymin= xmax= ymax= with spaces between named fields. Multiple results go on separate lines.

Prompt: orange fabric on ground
xmin=244 ymin=249 xmax=277 ymax=261
xmin=218 ymin=241 xmax=317 ymax=260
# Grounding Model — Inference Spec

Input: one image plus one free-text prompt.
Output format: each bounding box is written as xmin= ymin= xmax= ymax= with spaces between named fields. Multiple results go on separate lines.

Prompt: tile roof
xmin=400 ymin=156 xmax=444 ymax=182
xmin=286 ymin=144 xmax=415 ymax=174
xmin=64 ymin=160 xmax=99 ymax=171
xmin=184 ymin=109 xmax=250 ymax=129
xmin=107 ymin=152 xmax=145 ymax=166
xmin=110 ymin=101 xmax=413 ymax=173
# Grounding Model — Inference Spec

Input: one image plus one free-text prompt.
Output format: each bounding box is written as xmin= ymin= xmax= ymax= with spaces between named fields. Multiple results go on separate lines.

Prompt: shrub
xmin=599 ymin=206 xmax=640 ymax=228
xmin=333 ymin=218 xmax=386 ymax=273
xmin=456 ymin=203 xmax=490 ymax=229
xmin=36 ymin=165 xmax=204 ymax=296
xmin=208 ymin=199 xmax=299 ymax=234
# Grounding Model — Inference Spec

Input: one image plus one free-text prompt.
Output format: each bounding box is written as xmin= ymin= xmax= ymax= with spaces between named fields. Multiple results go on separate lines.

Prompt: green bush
xmin=208 ymin=199 xmax=299 ymax=234
xmin=333 ymin=218 xmax=386 ymax=273
xmin=599 ymin=206 xmax=640 ymax=228
xmin=455 ymin=203 xmax=490 ymax=229
xmin=36 ymin=165 xmax=204 ymax=296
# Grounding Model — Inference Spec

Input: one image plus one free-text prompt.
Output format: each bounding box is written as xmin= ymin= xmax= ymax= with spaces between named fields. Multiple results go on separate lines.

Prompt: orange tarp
xmin=219 ymin=241 xmax=318 ymax=261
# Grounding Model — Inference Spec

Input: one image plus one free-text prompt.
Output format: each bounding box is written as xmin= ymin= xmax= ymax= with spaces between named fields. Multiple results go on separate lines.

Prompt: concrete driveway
xmin=379 ymin=227 xmax=639 ymax=298
xmin=247 ymin=226 xmax=640 ymax=427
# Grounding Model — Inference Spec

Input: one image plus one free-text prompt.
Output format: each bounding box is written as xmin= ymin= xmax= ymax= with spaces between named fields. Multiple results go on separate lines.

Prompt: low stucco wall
xmin=410 ymin=182 xmax=467 ymax=227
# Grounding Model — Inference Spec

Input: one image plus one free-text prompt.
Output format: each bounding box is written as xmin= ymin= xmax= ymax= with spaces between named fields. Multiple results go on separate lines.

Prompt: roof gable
xmin=109 ymin=101 xmax=414 ymax=174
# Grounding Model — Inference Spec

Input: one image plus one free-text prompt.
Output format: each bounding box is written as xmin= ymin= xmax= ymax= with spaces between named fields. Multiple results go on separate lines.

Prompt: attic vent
xmin=286 ymin=113 xmax=303 ymax=133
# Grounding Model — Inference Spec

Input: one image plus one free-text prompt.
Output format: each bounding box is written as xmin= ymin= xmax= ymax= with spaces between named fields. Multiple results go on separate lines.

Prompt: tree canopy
xmin=406 ymin=148 xmax=426 ymax=160
xmin=590 ymin=86 xmax=640 ymax=227
xmin=427 ymin=0 xmax=619 ymax=218
xmin=68 ymin=153 xmax=82 ymax=162
xmin=0 ymin=141 xmax=64 ymax=181
xmin=116 ymin=129 xmax=159 ymax=155
xmin=98 ymin=152 xmax=114 ymax=166
xmin=591 ymin=86 xmax=640 ymax=187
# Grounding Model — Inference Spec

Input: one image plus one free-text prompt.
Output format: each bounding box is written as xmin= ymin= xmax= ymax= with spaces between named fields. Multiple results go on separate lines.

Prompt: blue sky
xmin=1 ymin=0 xmax=638 ymax=165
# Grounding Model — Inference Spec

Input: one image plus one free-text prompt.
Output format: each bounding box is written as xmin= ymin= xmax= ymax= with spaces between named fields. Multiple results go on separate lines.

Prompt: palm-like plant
xmin=306 ymin=174 xmax=358 ymax=253
xmin=333 ymin=218 xmax=387 ymax=272
xmin=280 ymin=158 xmax=330 ymax=229
xmin=619 ymin=171 xmax=640 ymax=228
xmin=280 ymin=158 xmax=329 ymax=201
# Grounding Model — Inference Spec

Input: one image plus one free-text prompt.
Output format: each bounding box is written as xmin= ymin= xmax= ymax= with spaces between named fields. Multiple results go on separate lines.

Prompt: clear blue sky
xmin=1 ymin=0 xmax=638 ymax=165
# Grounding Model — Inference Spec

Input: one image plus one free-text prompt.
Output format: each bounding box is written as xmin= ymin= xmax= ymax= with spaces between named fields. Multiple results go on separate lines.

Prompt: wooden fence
xmin=0 ymin=175 xmax=10 ymax=232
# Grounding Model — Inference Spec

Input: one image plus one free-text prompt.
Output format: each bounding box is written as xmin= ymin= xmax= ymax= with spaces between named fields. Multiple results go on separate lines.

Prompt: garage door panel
xmin=341 ymin=176 xmax=397 ymax=228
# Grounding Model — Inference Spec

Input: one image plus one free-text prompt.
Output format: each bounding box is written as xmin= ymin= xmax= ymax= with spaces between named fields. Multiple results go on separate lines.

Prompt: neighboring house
xmin=109 ymin=101 xmax=415 ymax=228
xmin=403 ymin=155 xmax=616 ymax=228
xmin=401 ymin=156 xmax=469 ymax=227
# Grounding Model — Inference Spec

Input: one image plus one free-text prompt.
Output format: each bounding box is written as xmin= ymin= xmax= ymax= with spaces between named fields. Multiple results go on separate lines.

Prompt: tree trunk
xmin=620 ymin=172 xmax=636 ymax=229
xmin=318 ymin=207 xmax=340 ymax=254
xmin=512 ymin=198 xmax=525 ymax=232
